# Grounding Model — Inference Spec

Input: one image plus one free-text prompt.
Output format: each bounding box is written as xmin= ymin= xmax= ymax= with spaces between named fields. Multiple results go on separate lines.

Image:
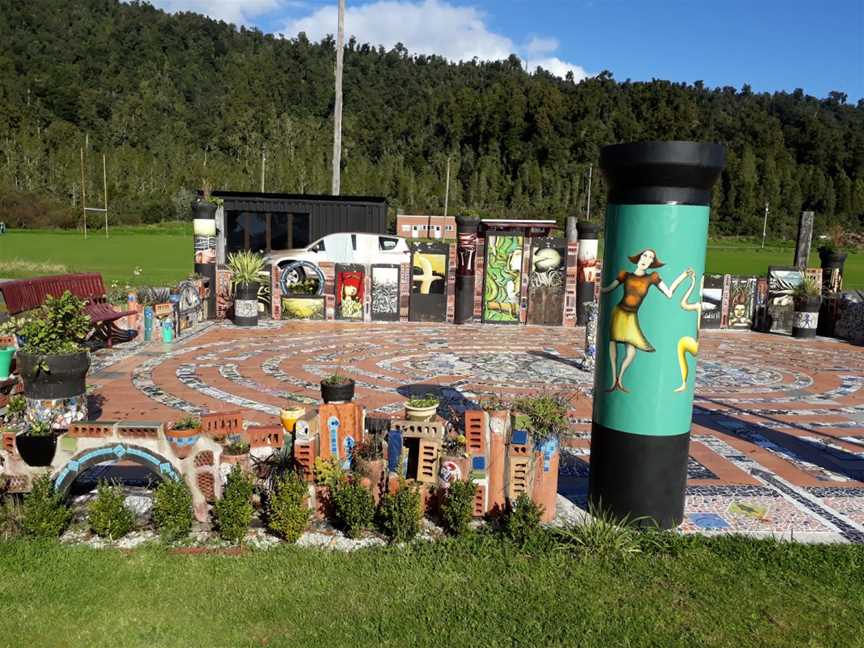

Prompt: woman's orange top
xmin=616 ymin=271 xmax=661 ymax=312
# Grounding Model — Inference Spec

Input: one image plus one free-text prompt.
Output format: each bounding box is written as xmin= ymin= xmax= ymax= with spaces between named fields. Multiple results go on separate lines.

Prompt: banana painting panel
xmin=527 ymin=237 xmax=565 ymax=325
xmin=409 ymin=242 xmax=449 ymax=322
xmin=482 ymin=233 xmax=524 ymax=324
xmin=281 ymin=297 xmax=325 ymax=320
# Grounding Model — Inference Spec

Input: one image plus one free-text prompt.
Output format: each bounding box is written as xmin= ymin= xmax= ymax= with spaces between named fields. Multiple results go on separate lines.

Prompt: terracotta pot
xmin=165 ymin=425 xmax=201 ymax=459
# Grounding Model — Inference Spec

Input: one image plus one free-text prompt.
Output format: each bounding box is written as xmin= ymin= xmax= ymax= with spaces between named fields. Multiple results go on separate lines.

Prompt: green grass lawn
xmin=0 ymin=535 xmax=862 ymax=647
xmin=1 ymin=226 xmax=861 ymax=289
xmin=0 ymin=224 xmax=192 ymax=288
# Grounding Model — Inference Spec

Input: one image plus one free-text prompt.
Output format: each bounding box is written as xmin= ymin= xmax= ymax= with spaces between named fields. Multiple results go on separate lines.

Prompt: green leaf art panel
xmin=483 ymin=235 xmax=523 ymax=322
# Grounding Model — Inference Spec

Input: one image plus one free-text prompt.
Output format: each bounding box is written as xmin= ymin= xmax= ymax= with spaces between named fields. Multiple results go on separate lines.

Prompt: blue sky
xmin=150 ymin=0 xmax=864 ymax=101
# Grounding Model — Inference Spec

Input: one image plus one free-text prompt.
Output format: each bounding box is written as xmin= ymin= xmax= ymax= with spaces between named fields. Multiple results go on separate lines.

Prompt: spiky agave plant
xmin=227 ymin=250 xmax=265 ymax=286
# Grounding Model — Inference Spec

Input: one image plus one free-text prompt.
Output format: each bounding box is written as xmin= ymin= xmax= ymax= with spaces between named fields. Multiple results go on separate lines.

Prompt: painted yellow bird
xmin=413 ymin=254 xmax=442 ymax=294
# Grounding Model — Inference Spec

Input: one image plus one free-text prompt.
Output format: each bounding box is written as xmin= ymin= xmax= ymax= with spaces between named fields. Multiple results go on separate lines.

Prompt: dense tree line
xmin=0 ymin=0 xmax=862 ymax=237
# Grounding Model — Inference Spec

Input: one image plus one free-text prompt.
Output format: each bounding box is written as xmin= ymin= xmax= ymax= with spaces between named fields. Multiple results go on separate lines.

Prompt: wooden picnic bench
xmin=0 ymin=273 xmax=137 ymax=348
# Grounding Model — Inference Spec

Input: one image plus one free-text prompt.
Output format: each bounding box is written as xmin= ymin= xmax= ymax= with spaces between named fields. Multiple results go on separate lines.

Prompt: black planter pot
xmin=320 ymin=379 xmax=355 ymax=403
xmin=819 ymin=249 xmax=847 ymax=271
xmin=792 ymin=295 xmax=822 ymax=339
xmin=233 ymin=281 xmax=260 ymax=327
xmin=192 ymin=200 xmax=217 ymax=220
xmin=15 ymin=434 xmax=57 ymax=467
xmin=17 ymin=350 xmax=90 ymax=400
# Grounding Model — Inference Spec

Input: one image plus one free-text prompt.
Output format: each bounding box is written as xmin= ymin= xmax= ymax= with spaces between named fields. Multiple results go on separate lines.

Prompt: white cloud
xmin=525 ymin=57 xmax=590 ymax=82
xmin=148 ymin=0 xmax=287 ymax=25
xmin=283 ymin=0 xmax=512 ymax=61
xmin=524 ymin=36 xmax=559 ymax=56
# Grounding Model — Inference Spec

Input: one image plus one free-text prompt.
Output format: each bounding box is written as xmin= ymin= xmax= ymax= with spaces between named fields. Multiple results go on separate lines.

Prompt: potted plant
xmin=320 ymin=372 xmax=355 ymax=403
xmin=792 ymin=276 xmax=822 ymax=339
xmin=227 ymin=250 xmax=265 ymax=327
xmin=511 ymin=393 xmax=570 ymax=445
xmin=221 ymin=439 xmax=251 ymax=469
xmin=15 ymin=420 xmax=56 ymax=467
xmin=166 ymin=415 xmax=201 ymax=459
xmin=405 ymin=393 xmax=440 ymax=421
xmin=818 ymin=224 xmax=848 ymax=280
xmin=192 ymin=179 xmax=221 ymax=220
xmin=15 ymin=292 xmax=91 ymax=420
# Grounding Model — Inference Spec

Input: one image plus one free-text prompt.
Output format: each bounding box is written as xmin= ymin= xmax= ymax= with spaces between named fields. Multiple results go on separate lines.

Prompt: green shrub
xmin=331 ymin=478 xmax=375 ymax=539
xmin=503 ymin=493 xmax=543 ymax=548
xmin=152 ymin=478 xmax=194 ymax=542
xmin=88 ymin=481 xmax=136 ymax=540
xmin=21 ymin=474 xmax=71 ymax=538
xmin=378 ymin=480 xmax=422 ymax=543
xmin=265 ymin=471 xmax=310 ymax=543
xmin=213 ymin=465 xmax=254 ymax=544
xmin=440 ymin=479 xmax=476 ymax=536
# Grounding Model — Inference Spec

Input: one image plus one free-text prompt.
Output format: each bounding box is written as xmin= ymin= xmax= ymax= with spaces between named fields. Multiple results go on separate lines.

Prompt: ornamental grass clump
xmin=377 ymin=480 xmax=422 ymax=544
xmin=88 ymin=481 xmax=135 ymax=540
xmin=440 ymin=479 xmax=476 ymax=536
xmin=549 ymin=504 xmax=643 ymax=561
xmin=21 ymin=474 xmax=71 ymax=539
xmin=213 ymin=465 xmax=254 ymax=544
xmin=226 ymin=250 xmax=265 ymax=286
xmin=265 ymin=470 xmax=310 ymax=543
xmin=152 ymin=478 xmax=194 ymax=542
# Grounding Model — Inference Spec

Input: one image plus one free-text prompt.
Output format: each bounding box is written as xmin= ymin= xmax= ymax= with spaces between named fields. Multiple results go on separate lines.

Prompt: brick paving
xmin=89 ymin=320 xmax=864 ymax=542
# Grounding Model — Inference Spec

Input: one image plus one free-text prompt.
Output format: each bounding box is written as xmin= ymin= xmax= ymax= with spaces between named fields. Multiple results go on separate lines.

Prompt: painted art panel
xmin=281 ymin=297 xmax=325 ymax=320
xmin=700 ymin=274 xmax=724 ymax=330
xmin=335 ymin=264 xmax=365 ymax=320
xmin=727 ymin=277 xmax=756 ymax=329
xmin=409 ymin=242 xmax=449 ymax=322
xmin=215 ymin=267 xmax=234 ymax=320
xmin=482 ymin=233 xmax=524 ymax=324
xmin=527 ymin=237 xmax=566 ymax=326
xmin=767 ymin=266 xmax=803 ymax=335
xmin=371 ymin=264 xmax=400 ymax=321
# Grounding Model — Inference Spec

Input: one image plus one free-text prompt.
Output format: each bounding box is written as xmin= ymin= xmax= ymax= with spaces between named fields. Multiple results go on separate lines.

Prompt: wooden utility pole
xmin=443 ymin=155 xmax=451 ymax=219
xmin=260 ymin=146 xmax=266 ymax=192
xmin=761 ymin=202 xmax=769 ymax=249
xmin=331 ymin=0 xmax=345 ymax=196
xmin=80 ymin=147 xmax=87 ymax=239
xmin=585 ymin=164 xmax=593 ymax=220
xmin=102 ymin=153 xmax=109 ymax=238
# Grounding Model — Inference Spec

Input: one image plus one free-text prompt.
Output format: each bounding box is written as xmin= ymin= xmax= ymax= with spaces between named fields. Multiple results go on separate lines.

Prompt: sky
xmin=148 ymin=0 xmax=864 ymax=101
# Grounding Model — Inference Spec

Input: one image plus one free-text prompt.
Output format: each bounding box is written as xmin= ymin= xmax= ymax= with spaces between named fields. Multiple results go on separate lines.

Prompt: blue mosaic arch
xmin=53 ymin=443 xmax=180 ymax=496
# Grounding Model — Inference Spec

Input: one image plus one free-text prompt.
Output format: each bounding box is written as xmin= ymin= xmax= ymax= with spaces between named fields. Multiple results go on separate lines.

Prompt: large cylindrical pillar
xmin=454 ymin=215 xmax=481 ymax=324
xmin=575 ymin=221 xmax=600 ymax=325
xmin=588 ymin=141 xmax=725 ymax=528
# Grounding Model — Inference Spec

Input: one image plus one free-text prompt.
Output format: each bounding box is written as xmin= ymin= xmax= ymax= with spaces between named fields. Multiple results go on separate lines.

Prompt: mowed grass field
xmin=0 ymin=226 xmax=861 ymax=288
xmin=1 ymin=535 xmax=863 ymax=647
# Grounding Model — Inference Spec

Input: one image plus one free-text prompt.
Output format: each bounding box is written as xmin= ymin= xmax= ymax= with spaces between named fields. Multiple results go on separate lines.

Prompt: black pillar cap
xmin=455 ymin=215 xmax=481 ymax=232
xmin=600 ymin=141 xmax=725 ymax=206
xmin=576 ymin=221 xmax=602 ymax=238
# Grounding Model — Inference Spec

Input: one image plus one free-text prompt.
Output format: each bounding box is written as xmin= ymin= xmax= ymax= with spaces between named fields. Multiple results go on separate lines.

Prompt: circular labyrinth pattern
xmin=92 ymin=321 xmax=864 ymax=541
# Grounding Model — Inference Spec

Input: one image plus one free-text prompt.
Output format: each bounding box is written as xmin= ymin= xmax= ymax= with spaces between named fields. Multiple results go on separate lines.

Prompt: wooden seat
xmin=0 ymin=273 xmax=137 ymax=347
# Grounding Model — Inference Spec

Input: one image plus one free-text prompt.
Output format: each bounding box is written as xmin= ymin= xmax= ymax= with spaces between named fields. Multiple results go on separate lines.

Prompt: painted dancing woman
xmin=674 ymin=268 xmax=702 ymax=392
xmin=601 ymin=248 xmax=689 ymax=392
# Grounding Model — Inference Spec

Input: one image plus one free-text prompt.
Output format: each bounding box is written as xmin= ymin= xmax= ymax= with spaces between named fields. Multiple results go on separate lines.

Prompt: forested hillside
xmin=0 ymin=0 xmax=862 ymax=237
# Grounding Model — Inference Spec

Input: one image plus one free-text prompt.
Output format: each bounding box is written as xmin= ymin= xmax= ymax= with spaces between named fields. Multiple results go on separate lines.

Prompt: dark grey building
xmin=212 ymin=191 xmax=388 ymax=256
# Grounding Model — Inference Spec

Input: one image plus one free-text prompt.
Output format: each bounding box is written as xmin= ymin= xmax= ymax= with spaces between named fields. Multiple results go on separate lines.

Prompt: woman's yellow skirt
xmin=609 ymin=306 xmax=654 ymax=351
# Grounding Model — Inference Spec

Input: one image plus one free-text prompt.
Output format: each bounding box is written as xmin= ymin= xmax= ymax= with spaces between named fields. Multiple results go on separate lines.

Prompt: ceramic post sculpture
xmin=193 ymin=213 xmax=218 ymax=320
xmin=454 ymin=215 xmax=481 ymax=324
xmin=575 ymin=221 xmax=600 ymax=325
xmin=588 ymin=141 xmax=725 ymax=528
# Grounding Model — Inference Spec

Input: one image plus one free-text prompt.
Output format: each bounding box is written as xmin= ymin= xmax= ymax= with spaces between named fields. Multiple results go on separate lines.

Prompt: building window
xmin=401 ymin=225 xmax=410 ymax=232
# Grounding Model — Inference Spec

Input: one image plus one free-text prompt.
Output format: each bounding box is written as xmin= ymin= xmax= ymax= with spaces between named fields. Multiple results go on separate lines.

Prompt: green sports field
xmin=0 ymin=226 xmax=861 ymax=289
